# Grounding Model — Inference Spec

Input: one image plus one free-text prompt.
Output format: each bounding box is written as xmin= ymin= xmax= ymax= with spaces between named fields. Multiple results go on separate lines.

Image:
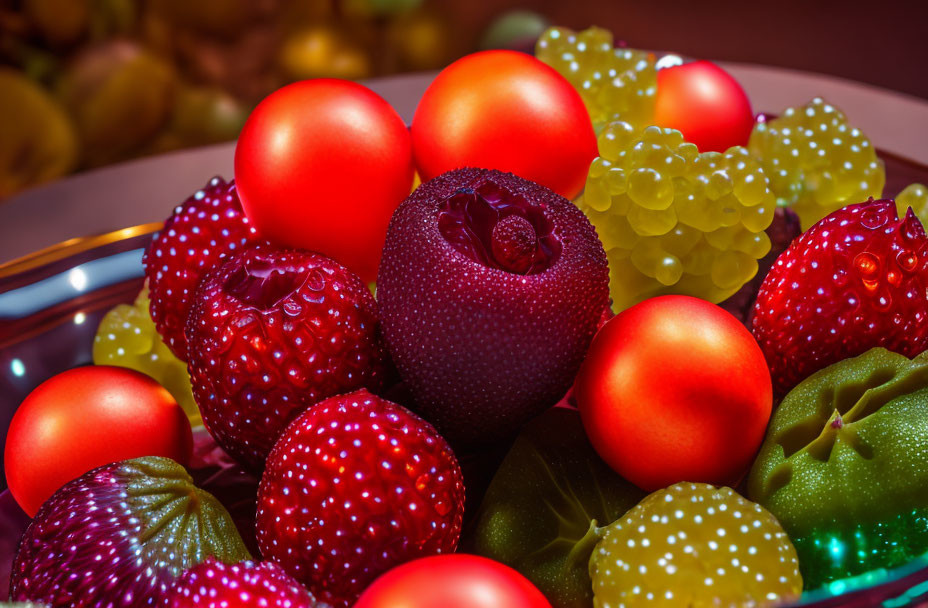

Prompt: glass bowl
xmin=1 ymin=150 xmax=927 ymax=606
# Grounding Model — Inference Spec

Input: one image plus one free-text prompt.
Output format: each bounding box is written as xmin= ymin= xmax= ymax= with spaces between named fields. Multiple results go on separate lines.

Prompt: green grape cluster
xmin=748 ymin=97 xmax=885 ymax=229
xmin=897 ymin=183 xmax=928 ymax=222
xmin=579 ymin=121 xmax=776 ymax=312
xmin=535 ymin=26 xmax=656 ymax=131
xmin=93 ymin=284 xmax=200 ymax=425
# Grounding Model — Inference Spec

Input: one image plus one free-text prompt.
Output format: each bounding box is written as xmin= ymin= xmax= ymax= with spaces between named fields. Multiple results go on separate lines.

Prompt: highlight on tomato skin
xmin=574 ymin=295 xmax=772 ymax=492
xmin=411 ymin=49 xmax=598 ymax=201
xmin=354 ymin=554 xmax=553 ymax=608
xmin=653 ymin=59 xmax=755 ymax=153
xmin=234 ymin=78 xmax=415 ymax=284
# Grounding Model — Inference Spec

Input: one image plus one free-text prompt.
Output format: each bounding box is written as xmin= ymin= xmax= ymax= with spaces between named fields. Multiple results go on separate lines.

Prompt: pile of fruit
xmin=5 ymin=24 xmax=928 ymax=608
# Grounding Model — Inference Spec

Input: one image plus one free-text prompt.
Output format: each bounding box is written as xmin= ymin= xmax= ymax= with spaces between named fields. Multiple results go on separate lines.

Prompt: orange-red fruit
xmin=411 ymin=50 xmax=597 ymax=200
xmin=234 ymin=79 xmax=415 ymax=283
xmin=4 ymin=366 xmax=192 ymax=516
xmin=575 ymin=295 xmax=772 ymax=491
xmin=654 ymin=60 xmax=754 ymax=153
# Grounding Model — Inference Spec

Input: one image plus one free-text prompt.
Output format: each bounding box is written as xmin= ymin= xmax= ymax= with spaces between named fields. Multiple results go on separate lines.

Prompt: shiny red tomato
xmin=411 ymin=50 xmax=597 ymax=200
xmin=574 ymin=295 xmax=771 ymax=492
xmin=654 ymin=60 xmax=754 ymax=153
xmin=4 ymin=366 xmax=193 ymax=516
xmin=354 ymin=554 xmax=551 ymax=608
xmin=234 ymin=79 xmax=415 ymax=283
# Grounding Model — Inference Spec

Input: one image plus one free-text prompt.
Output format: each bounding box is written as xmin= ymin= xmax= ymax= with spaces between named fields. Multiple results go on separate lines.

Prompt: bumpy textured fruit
xmin=897 ymin=183 xmax=928 ymax=221
xmin=748 ymin=98 xmax=885 ymax=229
xmin=10 ymin=457 xmax=250 ymax=607
xmin=186 ymin=245 xmax=387 ymax=470
xmin=749 ymin=348 xmax=928 ymax=589
xmin=144 ymin=176 xmax=259 ymax=361
xmin=256 ymin=390 xmax=464 ymax=608
xmin=378 ymin=168 xmax=609 ymax=445
xmin=163 ymin=558 xmax=325 ymax=608
xmin=536 ymin=26 xmax=656 ymax=131
xmin=470 ymin=407 xmax=646 ymax=608
xmin=579 ymin=121 xmax=776 ymax=312
xmin=93 ymin=283 xmax=199 ymax=425
xmin=752 ymin=199 xmax=928 ymax=396
xmin=590 ymin=483 xmax=802 ymax=607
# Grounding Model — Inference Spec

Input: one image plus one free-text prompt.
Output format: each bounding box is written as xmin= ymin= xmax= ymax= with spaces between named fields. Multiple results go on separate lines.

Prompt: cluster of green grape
xmin=748 ymin=97 xmax=885 ymax=229
xmin=578 ymin=122 xmax=776 ymax=311
xmin=93 ymin=284 xmax=200 ymax=425
xmin=535 ymin=26 xmax=656 ymax=131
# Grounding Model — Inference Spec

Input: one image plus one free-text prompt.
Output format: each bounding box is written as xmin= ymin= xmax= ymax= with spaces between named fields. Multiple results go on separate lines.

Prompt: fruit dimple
xmin=224 ymin=254 xmax=312 ymax=311
xmin=437 ymin=181 xmax=561 ymax=275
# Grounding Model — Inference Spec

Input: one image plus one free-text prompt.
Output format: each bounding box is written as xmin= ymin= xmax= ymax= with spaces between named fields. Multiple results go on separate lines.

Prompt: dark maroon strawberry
xmin=255 ymin=389 xmax=464 ymax=608
xmin=162 ymin=558 xmax=325 ymax=607
xmin=185 ymin=245 xmax=388 ymax=470
xmin=144 ymin=176 xmax=260 ymax=361
xmin=753 ymin=199 xmax=928 ymax=395
xmin=10 ymin=457 xmax=250 ymax=607
xmin=377 ymin=168 xmax=609 ymax=445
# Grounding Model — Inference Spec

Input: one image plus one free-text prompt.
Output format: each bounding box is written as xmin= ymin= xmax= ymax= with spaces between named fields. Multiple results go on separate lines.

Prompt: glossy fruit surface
xmin=378 ymin=168 xmax=609 ymax=445
xmin=4 ymin=366 xmax=193 ymax=516
xmin=748 ymin=97 xmax=885 ymax=229
xmin=752 ymin=199 xmax=928 ymax=396
xmin=143 ymin=176 xmax=259 ymax=360
xmin=411 ymin=50 xmax=596 ymax=200
xmin=575 ymin=295 xmax=772 ymax=491
xmin=535 ymin=26 xmax=656 ymax=131
xmin=653 ymin=60 xmax=754 ymax=153
xmin=256 ymin=390 xmax=464 ymax=607
xmin=470 ymin=407 xmax=645 ymax=608
xmin=186 ymin=245 xmax=387 ymax=470
xmin=590 ymin=483 xmax=802 ymax=607
xmin=234 ymin=79 xmax=414 ymax=283
xmin=93 ymin=283 xmax=199 ymax=425
xmin=749 ymin=348 xmax=928 ymax=589
xmin=579 ymin=122 xmax=776 ymax=312
xmin=354 ymin=554 xmax=552 ymax=608
xmin=10 ymin=457 xmax=250 ymax=606
xmin=163 ymin=558 xmax=324 ymax=607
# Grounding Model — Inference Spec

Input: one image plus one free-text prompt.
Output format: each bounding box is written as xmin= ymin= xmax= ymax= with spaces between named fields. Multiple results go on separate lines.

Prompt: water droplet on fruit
xmin=860 ymin=209 xmax=887 ymax=229
xmin=854 ymin=252 xmax=880 ymax=279
xmin=897 ymin=250 xmax=918 ymax=272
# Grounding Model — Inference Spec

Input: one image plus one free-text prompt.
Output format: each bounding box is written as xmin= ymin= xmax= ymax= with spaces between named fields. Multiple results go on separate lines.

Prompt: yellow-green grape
xmin=748 ymin=97 xmax=885 ymax=230
xmin=535 ymin=26 xmax=656 ymax=131
xmin=93 ymin=284 xmax=200 ymax=426
xmin=896 ymin=183 xmax=928 ymax=222
xmin=589 ymin=483 xmax=802 ymax=608
xmin=579 ymin=121 xmax=775 ymax=311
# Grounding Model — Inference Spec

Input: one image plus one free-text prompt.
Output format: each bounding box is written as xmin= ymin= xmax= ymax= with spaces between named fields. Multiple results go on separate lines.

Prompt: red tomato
xmin=4 ymin=366 xmax=193 ymax=516
xmin=354 ymin=554 xmax=551 ymax=608
xmin=234 ymin=79 xmax=415 ymax=283
xmin=411 ymin=50 xmax=597 ymax=200
xmin=654 ymin=60 xmax=754 ymax=153
xmin=574 ymin=295 xmax=771 ymax=492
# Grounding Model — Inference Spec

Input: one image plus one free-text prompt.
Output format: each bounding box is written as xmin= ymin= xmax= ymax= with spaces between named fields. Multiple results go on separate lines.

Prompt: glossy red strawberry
xmin=144 ymin=176 xmax=260 ymax=360
xmin=10 ymin=457 xmax=250 ymax=607
xmin=753 ymin=199 xmax=928 ymax=395
xmin=163 ymin=558 xmax=325 ymax=608
xmin=256 ymin=389 xmax=465 ymax=608
xmin=185 ymin=245 xmax=388 ymax=470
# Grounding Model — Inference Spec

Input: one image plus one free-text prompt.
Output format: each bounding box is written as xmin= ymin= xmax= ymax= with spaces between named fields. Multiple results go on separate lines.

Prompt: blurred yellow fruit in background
xmin=0 ymin=68 xmax=78 ymax=198
xmin=278 ymin=23 xmax=372 ymax=81
xmin=387 ymin=7 xmax=451 ymax=71
xmin=57 ymin=41 xmax=176 ymax=167
xmin=24 ymin=0 xmax=91 ymax=46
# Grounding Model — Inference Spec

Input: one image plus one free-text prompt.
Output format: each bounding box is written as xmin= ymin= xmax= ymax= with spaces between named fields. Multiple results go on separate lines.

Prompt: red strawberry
xmin=255 ymin=389 xmax=465 ymax=608
xmin=185 ymin=245 xmax=388 ymax=470
xmin=753 ymin=199 xmax=928 ymax=395
xmin=144 ymin=176 xmax=260 ymax=361
xmin=163 ymin=558 xmax=326 ymax=608
xmin=10 ymin=457 xmax=250 ymax=607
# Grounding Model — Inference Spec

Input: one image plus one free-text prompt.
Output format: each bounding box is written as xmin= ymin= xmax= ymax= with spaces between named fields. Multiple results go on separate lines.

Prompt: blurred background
xmin=1 ymin=0 xmax=925 ymax=200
